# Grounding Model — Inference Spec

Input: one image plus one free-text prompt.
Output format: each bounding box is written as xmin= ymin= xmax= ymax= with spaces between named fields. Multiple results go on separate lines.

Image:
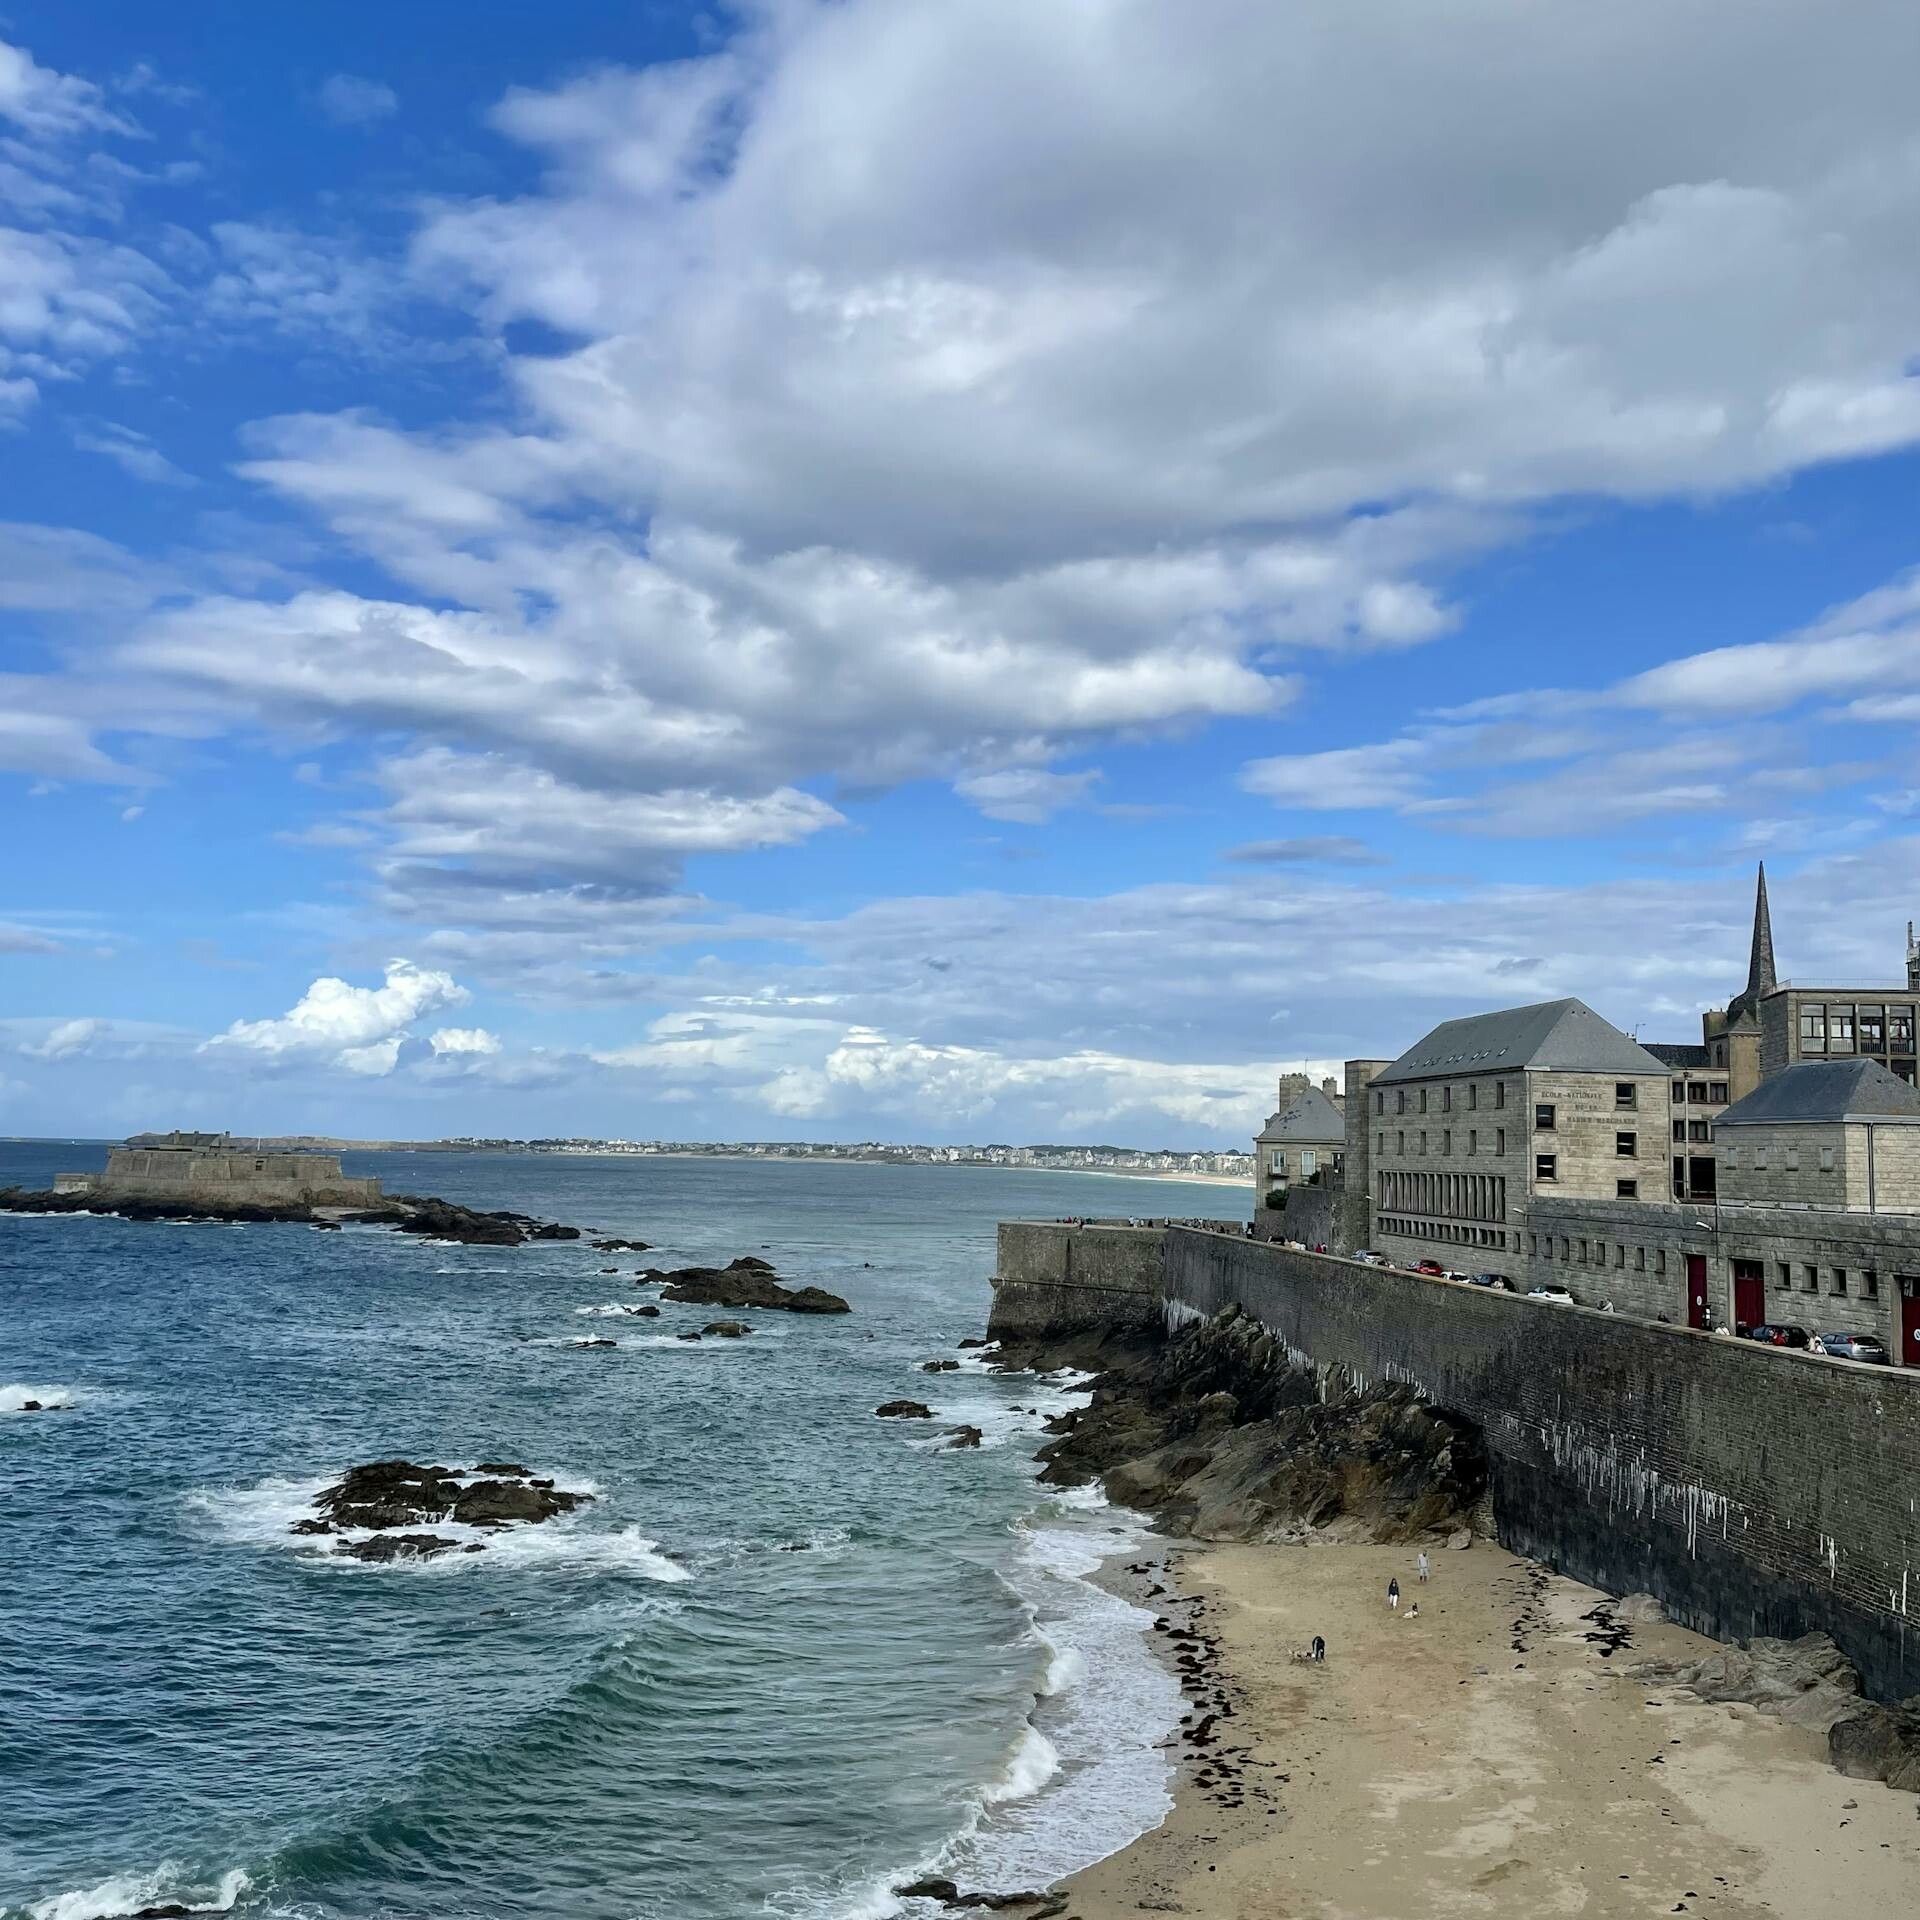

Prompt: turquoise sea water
xmin=0 ymin=1147 xmax=1246 ymax=1920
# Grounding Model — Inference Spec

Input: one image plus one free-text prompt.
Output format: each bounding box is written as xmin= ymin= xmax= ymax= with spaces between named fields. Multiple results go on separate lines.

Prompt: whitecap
xmin=1 ymin=1382 xmax=79 ymax=1414
xmin=979 ymin=1724 xmax=1060 ymax=1806
xmin=28 ymin=1865 xmax=250 ymax=1920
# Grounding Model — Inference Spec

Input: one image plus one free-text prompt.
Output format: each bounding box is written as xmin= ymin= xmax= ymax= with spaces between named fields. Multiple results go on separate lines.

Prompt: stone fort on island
xmin=54 ymin=1131 xmax=384 ymax=1209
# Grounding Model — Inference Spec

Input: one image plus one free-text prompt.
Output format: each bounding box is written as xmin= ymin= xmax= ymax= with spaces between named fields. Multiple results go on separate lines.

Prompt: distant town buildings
xmin=1260 ymin=868 xmax=1920 ymax=1367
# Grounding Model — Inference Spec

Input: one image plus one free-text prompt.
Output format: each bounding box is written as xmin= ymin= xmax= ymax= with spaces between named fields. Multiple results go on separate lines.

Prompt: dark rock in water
xmin=20 ymin=1399 xmax=42 ymax=1412
xmin=1830 ymin=1696 xmax=1920 ymax=1793
xmin=921 ymin=1358 xmax=961 ymax=1372
xmin=677 ymin=1332 xmax=704 ymax=1342
xmin=1041 ymin=1408 xmax=1078 ymax=1435
xmin=1030 ymin=1302 xmax=1487 ymax=1544
xmin=313 ymin=1220 xmax=342 ymax=1231
xmin=702 ymin=1320 xmax=751 ymax=1337
xmin=957 ymin=1337 xmax=990 ymax=1349
xmin=890 ymin=1881 xmax=1066 ymax=1916
xmin=591 ymin=1237 xmax=652 ymax=1252
xmin=290 ymin=1517 xmax=333 ymax=1536
xmin=530 ymin=1222 xmax=580 ymax=1241
xmin=875 ymin=1399 xmax=933 ymax=1419
xmin=0 ymin=1183 xmax=319 ymax=1227
xmin=342 ymin=1531 xmax=463 ymax=1563
xmin=572 ymin=1336 xmax=617 ymax=1349
xmin=474 ymin=1461 xmax=530 ymax=1475
xmin=310 ymin=1459 xmax=589 ymax=1538
xmin=628 ymin=1303 xmax=660 ymax=1317
xmin=600 ymin=1267 xmax=618 ymax=1274
xmin=944 ymin=1425 xmax=984 ymax=1449
xmin=658 ymin=1264 xmax=851 ymax=1314
xmin=729 ymin=1255 xmax=776 ymax=1273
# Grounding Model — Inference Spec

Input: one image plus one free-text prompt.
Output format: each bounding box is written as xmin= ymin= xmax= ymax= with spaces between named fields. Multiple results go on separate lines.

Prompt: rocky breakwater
xmin=1029 ymin=1303 xmax=1489 ymax=1545
xmin=638 ymin=1255 xmax=851 ymax=1314
xmin=289 ymin=1459 xmax=590 ymax=1563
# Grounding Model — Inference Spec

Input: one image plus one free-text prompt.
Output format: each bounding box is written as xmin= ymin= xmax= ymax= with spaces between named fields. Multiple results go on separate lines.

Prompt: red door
xmin=1686 ymin=1254 xmax=1709 ymax=1330
xmin=1900 ymin=1277 xmax=1920 ymax=1369
xmin=1732 ymin=1260 xmax=1764 ymax=1335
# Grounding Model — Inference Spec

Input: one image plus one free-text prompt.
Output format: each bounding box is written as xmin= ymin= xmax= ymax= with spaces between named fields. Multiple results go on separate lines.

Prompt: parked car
xmin=1414 ymin=1258 xmax=1448 ymax=1276
xmin=1757 ymin=1322 xmax=1813 ymax=1349
xmin=1817 ymin=1331 xmax=1890 ymax=1364
xmin=1351 ymin=1250 xmax=1389 ymax=1266
xmin=1466 ymin=1272 xmax=1515 ymax=1291
xmin=1527 ymin=1283 xmax=1577 ymax=1305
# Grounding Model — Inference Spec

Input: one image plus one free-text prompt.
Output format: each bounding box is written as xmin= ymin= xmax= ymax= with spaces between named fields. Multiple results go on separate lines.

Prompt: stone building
xmin=1251 ymin=1073 xmax=1351 ymax=1246
xmin=1365 ymin=999 xmax=1670 ymax=1275
xmin=54 ymin=1131 xmax=384 ymax=1209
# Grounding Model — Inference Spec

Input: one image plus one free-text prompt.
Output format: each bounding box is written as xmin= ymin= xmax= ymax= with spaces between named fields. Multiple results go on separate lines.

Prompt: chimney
xmin=1909 ymin=919 xmax=1919 ymax=993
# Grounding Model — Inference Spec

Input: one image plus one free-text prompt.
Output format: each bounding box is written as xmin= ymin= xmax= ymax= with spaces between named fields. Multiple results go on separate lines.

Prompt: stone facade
xmin=56 ymin=1136 xmax=383 ymax=1209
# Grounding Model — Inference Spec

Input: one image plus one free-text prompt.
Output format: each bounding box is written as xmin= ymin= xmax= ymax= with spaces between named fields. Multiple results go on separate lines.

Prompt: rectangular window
xmin=1672 ymin=1079 xmax=1687 ymax=1105
xmin=1689 ymin=1120 xmax=1711 ymax=1142
xmin=1535 ymin=1153 xmax=1557 ymax=1182
xmin=1374 ymin=1090 xmax=1383 ymax=1115
xmin=1863 ymin=1270 xmax=1880 ymax=1298
xmin=1468 ymin=1083 xmax=1479 ymax=1110
xmin=1419 ymin=1088 xmax=1429 ymax=1114
xmin=1829 ymin=1006 xmax=1855 ymax=1053
xmin=1270 ymin=1150 xmax=1286 ymax=1176
xmin=1775 ymin=1262 xmax=1791 ymax=1292
xmin=1635 ymin=1246 xmax=1646 ymax=1270
xmin=1655 ymin=1250 xmax=1666 ymax=1275
xmin=1800 ymin=1005 xmax=1827 ymax=1052
xmin=1397 ymin=1130 xmax=1405 ymax=1153
xmin=1672 ymin=1119 xmax=1687 ymax=1144
xmin=1893 ymin=1007 xmax=1916 ymax=1052
xmin=1614 ymin=1243 xmax=1626 ymax=1267
xmin=1468 ymin=1128 xmax=1478 ymax=1156
xmin=1496 ymin=1128 xmax=1506 ymax=1155
xmin=1802 ymin=1264 xmax=1819 ymax=1292
xmin=1397 ymin=1090 xmax=1407 ymax=1114
xmin=1754 ymin=1146 xmax=1769 ymax=1170
xmin=1832 ymin=1269 xmax=1848 ymax=1295
xmin=1442 ymin=1129 xmax=1452 ymax=1155
xmin=1420 ymin=1131 xmax=1428 ymax=1155
xmin=1617 ymin=1178 xmax=1637 ymax=1198
xmin=1688 ymin=1081 xmax=1704 ymax=1103
xmin=1494 ymin=1081 xmax=1506 ymax=1110
xmin=1785 ymin=1145 xmax=1800 ymax=1172
xmin=1818 ymin=1145 xmax=1835 ymax=1172
xmin=1535 ymin=1102 xmax=1555 ymax=1130
xmin=1859 ymin=1007 xmax=1885 ymax=1051
xmin=1615 ymin=1082 xmax=1636 ymax=1108
xmin=1442 ymin=1085 xmax=1452 ymax=1113
xmin=1709 ymin=1082 xmax=1728 ymax=1104
xmin=1616 ymin=1131 xmax=1637 ymax=1157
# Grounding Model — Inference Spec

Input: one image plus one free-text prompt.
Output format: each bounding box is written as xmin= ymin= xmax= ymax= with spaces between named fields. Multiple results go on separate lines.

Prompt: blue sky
xmin=6 ymin=1 xmax=1920 ymax=1145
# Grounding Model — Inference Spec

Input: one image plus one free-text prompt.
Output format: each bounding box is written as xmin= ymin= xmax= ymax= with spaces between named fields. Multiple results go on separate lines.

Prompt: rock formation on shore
xmin=291 ymin=1459 xmax=590 ymax=1561
xmin=646 ymin=1257 xmax=851 ymax=1314
xmin=1025 ymin=1303 xmax=1488 ymax=1545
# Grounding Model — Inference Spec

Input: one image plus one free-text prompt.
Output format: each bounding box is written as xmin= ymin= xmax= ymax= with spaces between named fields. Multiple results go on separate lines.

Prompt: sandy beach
xmin=1068 ymin=1541 xmax=1918 ymax=1919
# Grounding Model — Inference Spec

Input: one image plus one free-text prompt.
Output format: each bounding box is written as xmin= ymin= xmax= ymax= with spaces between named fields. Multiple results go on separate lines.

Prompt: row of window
xmin=1723 ymin=1142 xmax=1835 ymax=1173
xmin=1796 ymin=1002 xmax=1917 ymax=1056
xmin=1770 ymin=1262 xmax=1878 ymax=1298
xmin=1376 ymin=1217 xmax=1511 ymax=1249
xmin=1378 ymin=1128 xmax=1510 ymax=1158
xmin=1530 ymin=1232 xmax=1667 ymax=1273
xmin=1671 ymin=1119 xmax=1714 ymax=1144
xmin=1376 ymin=1080 xmax=1511 ymax=1117
xmin=1673 ymin=1080 xmax=1730 ymax=1104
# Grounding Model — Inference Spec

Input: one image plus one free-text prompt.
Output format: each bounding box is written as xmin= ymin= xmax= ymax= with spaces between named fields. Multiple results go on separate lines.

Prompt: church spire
xmin=1746 ymin=861 xmax=1777 ymax=1003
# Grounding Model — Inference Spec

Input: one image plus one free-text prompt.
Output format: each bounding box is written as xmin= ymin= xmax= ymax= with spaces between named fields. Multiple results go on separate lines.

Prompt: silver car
xmin=1817 ymin=1331 xmax=1889 ymax=1364
xmin=1351 ymin=1250 xmax=1390 ymax=1266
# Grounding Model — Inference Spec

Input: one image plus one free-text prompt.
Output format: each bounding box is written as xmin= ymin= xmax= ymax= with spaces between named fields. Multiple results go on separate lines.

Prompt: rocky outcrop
xmin=1830 ymin=1697 xmax=1920 ymax=1792
xmin=921 ymin=1358 xmax=961 ymax=1372
xmin=349 ymin=1195 xmax=579 ymax=1246
xmin=893 ymin=1880 xmax=1065 ymax=1917
xmin=1633 ymin=1631 xmax=1866 ymax=1732
xmin=1030 ymin=1303 xmax=1487 ymax=1544
xmin=943 ymin=1425 xmax=984 ymax=1449
xmin=0 ymin=1185 xmax=319 ymax=1225
xmin=292 ymin=1460 xmax=590 ymax=1561
xmin=654 ymin=1258 xmax=851 ymax=1314
xmin=591 ymin=1237 xmax=651 ymax=1252
xmin=702 ymin=1320 xmax=751 ymax=1337
xmin=876 ymin=1400 xmax=934 ymax=1419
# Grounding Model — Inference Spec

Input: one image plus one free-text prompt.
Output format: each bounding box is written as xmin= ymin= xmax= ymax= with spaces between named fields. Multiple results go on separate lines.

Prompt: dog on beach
xmin=1288 ymin=1634 xmax=1328 ymax=1665
xmin=1405 ymin=1602 xmax=1419 ymax=1620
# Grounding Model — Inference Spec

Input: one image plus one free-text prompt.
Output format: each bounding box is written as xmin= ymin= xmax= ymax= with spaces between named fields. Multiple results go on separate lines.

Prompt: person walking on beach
xmin=1311 ymin=1635 xmax=1325 ymax=1661
xmin=1387 ymin=1576 xmax=1400 ymax=1611
xmin=1417 ymin=1550 xmax=1430 ymax=1584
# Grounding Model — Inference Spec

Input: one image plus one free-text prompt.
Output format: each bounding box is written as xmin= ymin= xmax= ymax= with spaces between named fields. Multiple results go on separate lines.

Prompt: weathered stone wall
xmin=70 ymin=1147 xmax=383 ymax=1208
xmin=990 ymin=1222 xmax=1167 ymax=1351
xmin=1163 ymin=1228 xmax=1920 ymax=1701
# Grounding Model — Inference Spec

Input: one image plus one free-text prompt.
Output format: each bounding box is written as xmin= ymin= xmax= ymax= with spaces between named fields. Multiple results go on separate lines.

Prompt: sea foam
xmin=1 ymin=1382 xmax=79 ymax=1414
xmin=27 ymin=1865 xmax=250 ymax=1920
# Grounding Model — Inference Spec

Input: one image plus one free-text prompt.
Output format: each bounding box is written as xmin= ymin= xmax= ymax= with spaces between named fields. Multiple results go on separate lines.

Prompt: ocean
xmin=0 ymin=1145 xmax=1246 ymax=1920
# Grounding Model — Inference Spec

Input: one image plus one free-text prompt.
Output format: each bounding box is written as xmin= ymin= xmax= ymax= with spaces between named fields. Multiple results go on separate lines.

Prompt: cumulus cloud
xmin=22 ymin=1016 xmax=106 ymax=1059
xmin=205 ymin=959 xmax=468 ymax=1075
xmin=429 ymin=1026 xmax=501 ymax=1055
xmin=955 ymin=767 xmax=1102 ymax=824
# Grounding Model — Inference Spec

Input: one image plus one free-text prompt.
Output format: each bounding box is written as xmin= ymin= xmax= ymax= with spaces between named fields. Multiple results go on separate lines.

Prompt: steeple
xmin=1727 ymin=863 xmax=1776 ymax=1025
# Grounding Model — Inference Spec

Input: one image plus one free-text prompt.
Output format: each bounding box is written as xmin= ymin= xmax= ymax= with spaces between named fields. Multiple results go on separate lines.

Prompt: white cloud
xmin=429 ymin=1026 xmax=501 ymax=1055
xmin=0 ymin=39 xmax=131 ymax=138
xmin=204 ymin=958 xmax=468 ymax=1074
xmin=955 ymin=767 xmax=1101 ymax=824
xmin=70 ymin=420 xmax=195 ymax=486
xmin=22 ymin=1016 xmax=106 ymax=1059
xmin=316 ymin=75 xmax=398 ymax=127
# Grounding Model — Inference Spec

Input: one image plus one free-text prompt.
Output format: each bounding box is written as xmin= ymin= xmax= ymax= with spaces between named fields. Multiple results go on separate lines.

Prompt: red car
xmin=1415 ymin=1258 xmax=1446 ymax=1276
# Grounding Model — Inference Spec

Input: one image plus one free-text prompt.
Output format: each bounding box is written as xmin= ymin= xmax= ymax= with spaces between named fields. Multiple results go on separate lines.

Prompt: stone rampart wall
xmin=1163 ymin=1229 xmax=1920 ymax=1701
xmin=991 ymin=1222 xmax=1167 ymax=1350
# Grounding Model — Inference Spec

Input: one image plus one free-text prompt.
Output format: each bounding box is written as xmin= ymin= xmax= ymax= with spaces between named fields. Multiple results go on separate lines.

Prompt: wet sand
xmin=1069 ymin=1540 xmax=1918 ymax=1918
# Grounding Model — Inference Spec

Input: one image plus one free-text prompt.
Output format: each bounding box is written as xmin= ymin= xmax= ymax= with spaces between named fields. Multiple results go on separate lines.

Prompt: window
xmin=1709 ymin=1083 xmax=1728 ymax=1104
xmin=1655 ymin=1250 xmax=1667 ymax=1275
xmin=1689 ymin=1120 xmax=1711 ymax=1143
xmin=1420 ymin=1130 xmax=1428 ymax=1155
xmin=1615 ymin=1082 xmax=1636 ymax=1108
xmin=1535 ymin=1152 xmax=1558 ymax=1182
xmin=1374 ymin=1090 xmax=1384 ymax=1115
xmin=1864 ymin=1270 xmax=1880 ymax=1299
xmin=1829 ymin=1007 xmax=1855 ymax=1053
xmin=1818 ymin=1146 xmax=1835 ymax=1172
xmin=1442 ymin=1085 xmax=1452 ymax=1113
xmin=1776 ymin=1262 xmax=1792 ymax=1292
xmin=1785 ymin=1146 xmax=1800 ymax=1172
xmin=1892 ymin=1006 xmax=1916 ymax=1052
xmin=1802 ymin=1264 xmax=1819 ymax=1292
xmin=1494 ymin=1081 xmax=1506 ymax=1110
xmin=1616 ymin=1131 xmax=1637 ymax=1157
xmin=1468 ymin=1083 xmax=1479 ymax=1111
xmin=1672 ymin=1080 xmax=1687 ymax=1105
xmin=1468 ymin=1128 xmax=1478 ymax=1156
xmin=1635 ymin=1246 xmax=1646 ymax=1271
xmin=1496 ymin=1128 xmax=1506 ymax=1155
xmin=1535 ymin=1102 xmax=1556 ymax=1130
xmin=1832 ymin=1269 xmax=1848 ymax=1295
xmin=1617 ymin=1179 xmax=1638 ymax=1198
xmin=1419 ymin=1088 xmax=1429 ymax=1114
xmin=1800 ymin=1005 xmax=1827 ymax=1052
xmin=1614 ymin=1243 xmax=1626 ymax=1267
xmin=1860 ymin=1007 xmax=1885 ymax=1052
xmin=1558 ymin=1237 xmax=1570 ymax=1261
xmin=1723 ymin=1144 xmax=1740 ymax=1168
xmin=1442 ymin=1129 xmax=1452 ymax=1154
xmin=1397 ymin=1130 xmax=1405 ymax=1154
xmin=1688 ymin=1081 xmax=1705 ymax=1103
xmin=1300 ymin=1150 xmax=1317 ymax=1180
xmin=1754 ymin=1146 xmax=1769 ymax=1170
xmin=1672 ymin=1119 xmax=1688 ymax=1144
xmin=1270 ymin=1150 xmax=1286 ymax=1176
xmin=1397 ymin=1090 xmax=1407 ymax=1114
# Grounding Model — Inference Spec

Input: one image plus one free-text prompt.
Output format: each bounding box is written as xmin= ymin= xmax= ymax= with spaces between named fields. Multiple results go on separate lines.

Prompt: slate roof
xmin=1255 ymin=1083 xmax=1346 ymax=1144
xmin=1716 ymin=1058 xmax=1920 ymax=1127
xmin=1373 ymin=998 xmax=1667 ymax=1085
xmin=1644 ymin=1041 xmax=1710 ymax=1069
